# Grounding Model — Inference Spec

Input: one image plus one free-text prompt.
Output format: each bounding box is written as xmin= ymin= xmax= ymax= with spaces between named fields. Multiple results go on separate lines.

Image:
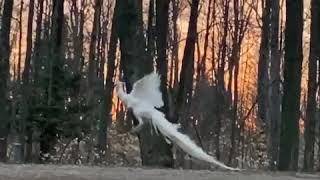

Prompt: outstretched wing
xmin=129 ymin=70 xmax=164 ymax=108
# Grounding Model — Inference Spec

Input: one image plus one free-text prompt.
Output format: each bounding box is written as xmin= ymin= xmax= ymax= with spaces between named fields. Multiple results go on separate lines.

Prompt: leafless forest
xmin=0 ymin=0 xmax=319 ymax=173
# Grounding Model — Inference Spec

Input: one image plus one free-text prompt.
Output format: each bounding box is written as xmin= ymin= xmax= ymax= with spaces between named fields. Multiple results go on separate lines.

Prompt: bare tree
xmin=228 ymin=0 xmax=253 ymax=165
xmin=156 ymin=0 xmax=170 ymax=119
xmin=257 ymin=0 xmax=281 ymax=170
xmin=10 ymin=0 xmax=25 ymax=163
xmin=210 ymin=0 xmax=221 ymax=160
xmin=217 ymin=0 xmax=230 ymax=90
xmin=21 ymin=0 xmax=35 ymax=163
xmin=147 ymin=0 xmax=156 ymax=57
xmin=171 ymin=0 xmax=180 ymax=90
xmin=86 ymin=0 xmax=109 ymax=162
xmin=278 ymin=0 xmax=303 ymax=171
xmin=70 ymin=0 xmax=85 ymax=74
xmin=196 ymin=0 xmax=213 ymax=81
xmin=175 ymin=0 xmax=200 ymax=126
xmin=117 ymin=0 xmax=173 ymax=167
xmin=22 ymin=0 xmax=35 ymax=98
xmin=303 ymin=0 xmax=320 ymax=171
xmin=97 ymin=0 xmax=113 ymax=161
xmin=257 ymin=0 xmax=269 ymax=128
xmin=40 ymin=0 xmax=65 ymax=160
xmin=17 ymin=0 xmax=23 ymax=82
xmin=0 ymin=0 xmax=14 ymax=162
xmin=268 ymin=0 xmax=281 ymax=170
xmin=105 ymin=0 xmax=118 ymax=138
xmin=25 ymin=0 xmax=44 ymax=163
xmin=32 ymin=0 xmax=44 ymax=83
xmin=88 ymin=0 xmax=103 ymax=89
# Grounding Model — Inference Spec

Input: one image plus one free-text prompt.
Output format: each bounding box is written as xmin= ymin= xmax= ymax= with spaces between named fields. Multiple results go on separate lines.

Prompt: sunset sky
xmin=8 ymin=0 xmax=313 ymax=128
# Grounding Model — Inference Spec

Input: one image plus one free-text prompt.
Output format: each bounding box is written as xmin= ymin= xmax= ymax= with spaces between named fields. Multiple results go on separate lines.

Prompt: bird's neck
xmin=116 ymin=87 xmax=132 ymax=107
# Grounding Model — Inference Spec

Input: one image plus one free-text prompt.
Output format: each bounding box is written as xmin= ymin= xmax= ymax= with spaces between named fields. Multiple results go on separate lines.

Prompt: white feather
xmin=148 ymin=110 xmax=240 ymax=171
xmin=115 ymin=71 xmax=240 ymax=171
xmin=129 ymin=70 xmax=164 ymax=108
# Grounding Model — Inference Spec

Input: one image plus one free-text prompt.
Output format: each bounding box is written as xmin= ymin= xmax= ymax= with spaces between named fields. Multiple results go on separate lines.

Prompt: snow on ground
xmin=0 ymin=164 xmax=319 ymax=180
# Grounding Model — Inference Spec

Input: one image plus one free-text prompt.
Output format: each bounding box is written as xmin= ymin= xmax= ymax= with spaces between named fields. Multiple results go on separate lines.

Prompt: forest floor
xmin=0 ymin=164 xmax=320 ymax=180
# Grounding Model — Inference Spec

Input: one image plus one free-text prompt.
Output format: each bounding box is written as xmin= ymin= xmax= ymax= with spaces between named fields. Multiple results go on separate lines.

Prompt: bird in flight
xmin=115 ymin=70 xmax=240 ymax=171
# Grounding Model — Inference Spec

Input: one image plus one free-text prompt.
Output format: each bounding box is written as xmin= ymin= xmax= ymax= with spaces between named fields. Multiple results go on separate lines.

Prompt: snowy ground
xmin=0 ymin=164 xmax=320 ymax=180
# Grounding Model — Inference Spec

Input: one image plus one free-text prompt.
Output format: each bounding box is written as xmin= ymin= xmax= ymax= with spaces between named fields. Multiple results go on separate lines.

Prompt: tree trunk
xmin=229 ymin=48 xmax=240 ymax=166
xmin=228 ymin=0 xmax=240 ymax=165
xmin=147 ymin=0 xmax=156 ymax=57
xmin=213 ymin=3 xmax=229 ymax=161
xmin=210 ymin=0 xmax=220 ymax=159
xmin=117 ymin=0 xmax=173 ymax=167
xmin=33 ymin=0 xmax=44 ymax=83
xmin=8 ymin=0 xmax=25 ymax=164
xmin=258 ymin=0 xmax=281 ymax=170
xmin=70 ymin=0 xmax=85 ymax=74
xmin=0 ymin=0 xmax=14 ymax=162
xmin=156 ymin=0 xmax=170 ymax=119
xmin=17 ymin=0 xmax=23 ymax=82
xmin=88 ymin=0 xmax=103 ymax=88
xmin=278 ymin=0 xmax=303 ymax=171
xmin=303 ymin=0 xmax=320 ymax=171
xmin=217 ymin=0 xmax=230 ymax=90
xmin=22 ymin=0 xmax=35 ymax=93
xmin=174 ymin=0 xmax=199 ymax=169
xmin=198 ymin=0 xmax=212 ymax=80
xmin=104 ymin=0 xmax=119 ymax=145
xmin=40 ymin=0 xmax=65 ymax=160
xmin=176 ymin=0 xmax=200 ymax=126
xmin=268 ymin=0 xmax=281 ymax=170
xmin=27 ymin=0 xmax=44 ymax=163
xmin=172 ymin=0 xmax=180 ymax=90
xmin=98 ymin=0 xmax=111 ymax=162
xmin=86 ymin=0 xmax=106 ymax=162
xmin=257 ymin=0 xmax=269 ymax=127
xmin=22 ymin=0 xmax=35 ymax=163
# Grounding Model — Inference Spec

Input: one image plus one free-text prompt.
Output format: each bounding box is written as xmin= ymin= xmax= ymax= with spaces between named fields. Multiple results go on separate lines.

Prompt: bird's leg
xmin=131 ymin=116 xmax=144 ymax=133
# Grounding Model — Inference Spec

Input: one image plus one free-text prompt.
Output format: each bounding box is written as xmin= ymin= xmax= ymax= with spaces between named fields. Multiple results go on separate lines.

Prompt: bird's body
xmin=115 ymin=71 xmax=240 ymax=171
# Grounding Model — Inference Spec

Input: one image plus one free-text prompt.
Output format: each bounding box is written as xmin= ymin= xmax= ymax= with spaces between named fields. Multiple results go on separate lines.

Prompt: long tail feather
xmin=150 ymin=111 xmax=240 ymax=171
